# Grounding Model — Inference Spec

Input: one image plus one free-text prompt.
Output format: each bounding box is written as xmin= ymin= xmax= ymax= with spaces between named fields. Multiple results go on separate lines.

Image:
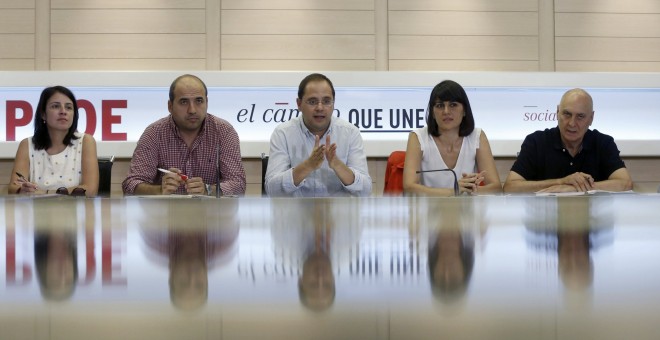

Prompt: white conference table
xmin=1 ymin=193 xmax=659 ymax=340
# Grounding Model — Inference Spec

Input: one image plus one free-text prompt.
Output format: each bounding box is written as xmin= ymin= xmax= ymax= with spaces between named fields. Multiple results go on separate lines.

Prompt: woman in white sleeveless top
xmin=403 ymin=80 xmax=501 ymax=196
xmin=8 ymin=86 xmax=99 ymax=196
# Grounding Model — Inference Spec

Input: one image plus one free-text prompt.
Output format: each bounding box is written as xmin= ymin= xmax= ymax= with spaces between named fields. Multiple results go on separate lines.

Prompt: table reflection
xmin=16 ymin=198 xmax=95 ymax=301
xmin=137 ymin=198 xmax=240 ymax=310
xmin=525 ymin=196 xmax=614 ymax=292
xmin=34 ymin=229 xmax=77 ymax=300
xmin=270 ymin=198 xmax=362 ymax=311
xmin=422 ymin=198 xmax=486 ymax=305
xmin=1 ymin=194 xmax=660 ymax=339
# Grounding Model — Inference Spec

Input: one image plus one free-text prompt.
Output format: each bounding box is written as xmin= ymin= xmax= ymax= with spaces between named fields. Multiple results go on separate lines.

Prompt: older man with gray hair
xmin=503 ymin=88 xmax=633 ymax=193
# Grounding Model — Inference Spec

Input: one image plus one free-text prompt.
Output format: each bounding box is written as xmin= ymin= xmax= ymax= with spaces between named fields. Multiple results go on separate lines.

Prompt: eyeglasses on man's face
xmin=304 ymin=97 xmax=334 ymax=107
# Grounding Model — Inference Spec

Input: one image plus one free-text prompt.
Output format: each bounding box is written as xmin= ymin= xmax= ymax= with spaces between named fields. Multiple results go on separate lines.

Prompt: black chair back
xmin=261 ymin=153 xmax=269 ymax=196
xmin=98 ymin=156 xmax=115 ymax=197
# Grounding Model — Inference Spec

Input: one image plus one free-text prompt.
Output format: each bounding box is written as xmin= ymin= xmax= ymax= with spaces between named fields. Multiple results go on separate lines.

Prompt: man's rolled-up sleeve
xmin=342 ymin=130 xmax=372 ymax=196
xmin=264 ymin=129 xmax=298 ymax=196
xmin=217 ymin=124 xmax=246 ymax=196
xmin=122 ymin=126 xmax=160 ymax=195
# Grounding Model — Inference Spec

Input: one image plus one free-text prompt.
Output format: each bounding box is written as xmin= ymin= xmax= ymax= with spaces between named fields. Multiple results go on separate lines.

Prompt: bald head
xmin=559 ymin=88 xmax=593 ymax=113
xmin=556 ymin=88 xmax=595 ymax=147
xmin=169 ymin=74 xmax=207 ymax=102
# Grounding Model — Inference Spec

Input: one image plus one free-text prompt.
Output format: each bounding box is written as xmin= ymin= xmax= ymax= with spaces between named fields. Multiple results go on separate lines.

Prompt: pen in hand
xmin=157 ymin=168 xmax=188 ymax=181
xmin=15 ymin=172 xmax=37 ymax=193
xmin=16 ymin=172 xmax=27 ymax=182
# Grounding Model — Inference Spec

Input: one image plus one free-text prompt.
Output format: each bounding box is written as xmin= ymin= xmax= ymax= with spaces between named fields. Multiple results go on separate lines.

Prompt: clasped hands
xmin=160 ymin=168 xmax=207 ymax=195
xmin=458 ymin=170 xmax=486 ymax=195
xmin=538 ymin=172 xmax=595 ymax=193
xmin=304 ymin=135 xmax=344 ymax=171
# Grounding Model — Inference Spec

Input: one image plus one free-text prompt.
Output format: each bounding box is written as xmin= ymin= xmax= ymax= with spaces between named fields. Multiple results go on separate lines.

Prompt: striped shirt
xmin=122 ymin=114 xmax=246 ymax=195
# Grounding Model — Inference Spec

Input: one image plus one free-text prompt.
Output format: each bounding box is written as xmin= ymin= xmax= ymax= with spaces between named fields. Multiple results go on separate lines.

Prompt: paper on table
xmin=534 ymin=191 xmax=586 ymax=197
xmin=535 ymin=189 xmax=635 ymax=196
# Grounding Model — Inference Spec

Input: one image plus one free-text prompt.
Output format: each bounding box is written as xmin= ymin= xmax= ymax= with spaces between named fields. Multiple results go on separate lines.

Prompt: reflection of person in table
xmin=299 ymin=240 xmax=335 ymax=311
xmin=270 ymin=198 xmax=362 ymax=311
xmin=557 ymin=230 xmax=592 ymax=290
xmin=428 ymin=229 xmax=474 ymax=302
xmin=35 ymin=230 xmax=78 ymax=301
xmin=32 ymin=198 xmax=95 ymax=301
xmin=555 ymin=197 xmax=608 ymax=291
xmin=298 ymin=200 xmax=337 ymax=311
xmin=422 ymin=199 xmax=487 ymax=304
xmin=168 ymin=234 xmax=212 ymax=310
xmin=138 ymin=198 xmax=240 ymax=310
xmin=524 ymin=196 xmax=613 ymax=291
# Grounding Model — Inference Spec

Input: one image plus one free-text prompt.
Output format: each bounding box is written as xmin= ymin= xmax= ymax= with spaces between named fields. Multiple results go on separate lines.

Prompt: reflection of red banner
xmin=5 ymin=227 xmax=32 ymax=286
xmin=102 ymin=229 xmax=127 ymax=285
xmin=102 ymin=202 xmax=127 ymax=285
xmin=81 ymin=223 xmax=96 ymax=284
xmin=3 ymin=201 xmax=127 ymax=287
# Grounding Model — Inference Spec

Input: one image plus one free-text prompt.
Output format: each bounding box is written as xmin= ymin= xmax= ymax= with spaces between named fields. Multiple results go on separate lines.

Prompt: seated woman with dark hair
xmin=403 ymin=80 xmax=501 ymax=196
xmin=8 ymin=86 xmax=99 ymax=196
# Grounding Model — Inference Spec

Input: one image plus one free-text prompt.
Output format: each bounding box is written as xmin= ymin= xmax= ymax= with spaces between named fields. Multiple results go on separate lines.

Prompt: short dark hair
xmin=33 ymin=86 xmax=80 ymax=150
xmin=426 ymin=80 xmax=475 ymax=137
xmin=298 ymin=73 xmax=335 ymax=100
xmin=169 ymin=74 xmax=208 ymax=102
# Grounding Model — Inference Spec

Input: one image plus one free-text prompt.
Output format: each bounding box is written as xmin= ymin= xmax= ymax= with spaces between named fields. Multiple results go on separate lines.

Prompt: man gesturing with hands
xmin=265 ymin=73 xmax=372 ymax=197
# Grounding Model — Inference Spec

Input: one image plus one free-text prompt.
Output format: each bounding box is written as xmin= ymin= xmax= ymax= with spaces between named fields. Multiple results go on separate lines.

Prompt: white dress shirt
xmin=265 ymin=116 xmax=372 ymax=197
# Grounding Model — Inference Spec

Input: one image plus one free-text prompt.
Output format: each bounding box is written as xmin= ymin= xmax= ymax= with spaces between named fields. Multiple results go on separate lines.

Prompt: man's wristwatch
xmin=205 ymin=183 xmax=212 ymax=196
